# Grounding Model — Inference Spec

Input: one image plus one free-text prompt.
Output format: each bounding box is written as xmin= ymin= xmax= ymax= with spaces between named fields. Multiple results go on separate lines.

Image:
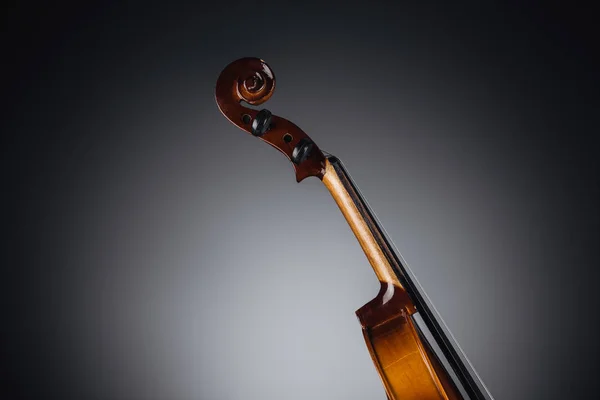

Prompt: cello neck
xmin=321 ymin=155 xmax=403 ymax=289
xmin=321 ymin=153 xmax=414 ymax=290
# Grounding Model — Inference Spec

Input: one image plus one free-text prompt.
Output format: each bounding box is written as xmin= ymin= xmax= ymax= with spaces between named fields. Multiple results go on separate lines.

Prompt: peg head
xmin=215 ymin=57 xmax=326 ymax=182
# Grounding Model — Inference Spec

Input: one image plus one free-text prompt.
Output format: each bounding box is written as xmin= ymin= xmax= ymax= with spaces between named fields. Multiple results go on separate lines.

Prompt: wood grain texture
xmin=356 ymin=283 xmax=462 ymax=400
xmin=322 ymin=158 xmax=401 ymax=288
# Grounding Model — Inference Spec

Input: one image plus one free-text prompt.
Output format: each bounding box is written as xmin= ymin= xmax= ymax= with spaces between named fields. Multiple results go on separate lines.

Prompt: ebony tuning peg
xmin=291 ymin=138 xmax=314 ymax=165
xmin=251 ymin=109 xmax=272 ymax=137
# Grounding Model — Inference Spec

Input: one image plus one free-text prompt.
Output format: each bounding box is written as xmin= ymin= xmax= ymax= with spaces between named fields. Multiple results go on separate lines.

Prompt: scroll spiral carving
xmin=215 ymin=57 xmax=325 ymax=182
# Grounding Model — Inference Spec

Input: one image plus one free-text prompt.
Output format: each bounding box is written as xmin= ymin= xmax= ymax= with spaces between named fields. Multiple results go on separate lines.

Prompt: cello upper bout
xmin=356 ymin=282 xmax=462 ymax=400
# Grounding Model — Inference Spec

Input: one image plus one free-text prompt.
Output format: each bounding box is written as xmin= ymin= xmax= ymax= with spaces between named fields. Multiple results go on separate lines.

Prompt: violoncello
xmin=215 ymin=57 xmax=494 ymax=400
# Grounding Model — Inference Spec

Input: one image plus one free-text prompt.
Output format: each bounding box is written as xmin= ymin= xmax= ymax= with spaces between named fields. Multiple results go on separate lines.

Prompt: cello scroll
xmin=215 ymin=57 xmax=326 ymax=182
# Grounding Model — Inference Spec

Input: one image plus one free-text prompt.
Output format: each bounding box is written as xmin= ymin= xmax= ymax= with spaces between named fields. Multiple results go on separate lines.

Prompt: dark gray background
xmin=2 ymin=1 xmax=598 ymax=399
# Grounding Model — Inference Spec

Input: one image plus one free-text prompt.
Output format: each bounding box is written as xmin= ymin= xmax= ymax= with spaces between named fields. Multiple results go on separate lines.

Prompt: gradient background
xmin=2 ymin=2 xmax=598 ymax=399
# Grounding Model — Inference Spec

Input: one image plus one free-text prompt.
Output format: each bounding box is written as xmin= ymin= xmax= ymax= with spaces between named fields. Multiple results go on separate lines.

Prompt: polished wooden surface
xmin=322 ymin=159 xmax=401 ymax=288
xmin=357 ymin=284 xmax=461 ymax=400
